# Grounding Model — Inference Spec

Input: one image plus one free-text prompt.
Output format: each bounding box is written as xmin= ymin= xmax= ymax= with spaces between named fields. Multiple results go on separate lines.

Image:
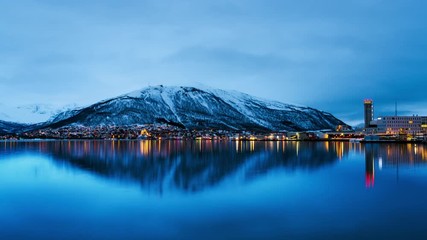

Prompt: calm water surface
xmin=1 ymin=140 xmax=427 ymax=239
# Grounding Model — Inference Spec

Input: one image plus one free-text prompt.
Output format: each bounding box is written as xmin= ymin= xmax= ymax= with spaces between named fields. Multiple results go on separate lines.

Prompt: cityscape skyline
xmin=1 ymin=1 xmax=427 ymax=125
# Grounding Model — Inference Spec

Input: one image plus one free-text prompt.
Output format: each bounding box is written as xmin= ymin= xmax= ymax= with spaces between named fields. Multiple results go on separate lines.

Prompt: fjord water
xmin=1 ymin=141 xmax=427 ymax=239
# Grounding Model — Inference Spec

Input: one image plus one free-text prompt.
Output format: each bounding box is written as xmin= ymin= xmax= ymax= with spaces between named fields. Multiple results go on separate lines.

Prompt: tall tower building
xmin=364 ymin=99 xmax=373 ymax=128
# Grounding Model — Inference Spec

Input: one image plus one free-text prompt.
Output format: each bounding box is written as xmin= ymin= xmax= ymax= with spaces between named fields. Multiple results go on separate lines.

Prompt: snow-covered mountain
xmin=0 ymin=103 xmax=79 ymax=124
xmin=0 ymin=120 xmax=28 ymax=134
xmin=43 ymin=85 xmax=347 ymax=131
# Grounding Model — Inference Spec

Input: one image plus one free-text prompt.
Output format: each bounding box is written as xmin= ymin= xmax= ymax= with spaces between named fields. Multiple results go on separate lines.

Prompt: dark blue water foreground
xmin=1 ymin=140 xmax=427 ymax=240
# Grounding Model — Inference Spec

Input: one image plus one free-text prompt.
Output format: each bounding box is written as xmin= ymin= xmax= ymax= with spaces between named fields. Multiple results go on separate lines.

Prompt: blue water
xmin=1 ymin=140 xmax=427 ymax=239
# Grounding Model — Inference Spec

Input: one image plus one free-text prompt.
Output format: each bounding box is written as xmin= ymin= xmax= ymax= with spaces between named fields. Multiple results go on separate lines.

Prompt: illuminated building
xmin=363 ymin=99 xmax=427 ymax=137
xmin=364 ymin=99 xmax=374 ymax=129
xmin=376 ymin=116 xmax=426 ymax=135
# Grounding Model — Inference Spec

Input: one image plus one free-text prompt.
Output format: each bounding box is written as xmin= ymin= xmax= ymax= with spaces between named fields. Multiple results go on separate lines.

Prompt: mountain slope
xmin=0 ymin=120 xmax=28 ymax=135
xmin=43 ymin=85 xmax=347 ymax=131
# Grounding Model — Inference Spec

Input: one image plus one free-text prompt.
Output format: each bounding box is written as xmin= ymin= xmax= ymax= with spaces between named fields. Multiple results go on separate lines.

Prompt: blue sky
xmin=1 ymin=0 xmax=427 ymax=125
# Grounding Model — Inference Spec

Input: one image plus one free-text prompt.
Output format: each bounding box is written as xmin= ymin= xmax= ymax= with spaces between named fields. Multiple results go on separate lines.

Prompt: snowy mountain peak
xmin=41 ymin=85 xmax=347 ymax=131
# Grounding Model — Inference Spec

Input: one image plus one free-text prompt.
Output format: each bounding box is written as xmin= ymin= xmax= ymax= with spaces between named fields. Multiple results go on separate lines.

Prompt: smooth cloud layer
xmin=1 ymin=0 xmax=426 ymax=125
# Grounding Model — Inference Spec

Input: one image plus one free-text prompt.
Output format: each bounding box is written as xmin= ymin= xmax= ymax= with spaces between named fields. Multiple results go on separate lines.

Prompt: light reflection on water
xmin=0 ymin=140 xmax=347 ymax=193
xmin=1 ymin=140 xmax=427 ymax=239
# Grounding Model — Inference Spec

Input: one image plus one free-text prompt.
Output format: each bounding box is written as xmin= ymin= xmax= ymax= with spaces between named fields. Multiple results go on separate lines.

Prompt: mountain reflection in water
xmin=1 ymin=141 xmax=426 ymax=193
xmin=0 ymin=141 xmax=344 ymax=192
xmin=2 ymin=140 xmax=427 ymax=240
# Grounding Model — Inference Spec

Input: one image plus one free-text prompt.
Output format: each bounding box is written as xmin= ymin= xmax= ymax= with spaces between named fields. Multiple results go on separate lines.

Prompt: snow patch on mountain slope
xmin=160 ymin=87 xmax=182 ymax=123
xmin=203 ymin=88 xmax=275 ymax=128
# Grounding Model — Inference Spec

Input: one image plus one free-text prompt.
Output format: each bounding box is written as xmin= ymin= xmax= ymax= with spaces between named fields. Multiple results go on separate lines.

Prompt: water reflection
xmin=362 ymin=143 xmax=427 ymax=188
xmin=0 ymin=140 xmax=348 ymax=193
xmin=365 ymin=144 xmax=375 ymax=188
xmin=2 ymin=141 xmax=426 ymax=192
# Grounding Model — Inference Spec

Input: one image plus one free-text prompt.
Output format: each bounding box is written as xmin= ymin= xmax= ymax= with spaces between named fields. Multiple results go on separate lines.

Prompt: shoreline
xmin=0 ymin=138 xmax=425 ymax=144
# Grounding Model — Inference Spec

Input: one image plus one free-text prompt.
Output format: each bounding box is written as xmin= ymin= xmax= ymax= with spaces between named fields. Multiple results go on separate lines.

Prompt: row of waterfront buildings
xmin=364 ymin=99 xmax=427 ymax=138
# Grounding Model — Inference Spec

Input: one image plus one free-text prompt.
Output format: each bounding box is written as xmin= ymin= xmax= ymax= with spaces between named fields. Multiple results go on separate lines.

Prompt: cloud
xmin=0 ymin=0 xmax=426 ymax=124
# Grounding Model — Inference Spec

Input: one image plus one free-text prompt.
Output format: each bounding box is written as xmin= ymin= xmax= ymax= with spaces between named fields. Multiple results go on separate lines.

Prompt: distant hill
xmin=0 ymin=120 xmax=28 ymax=135
xmin=0 ymin=103 xmax=78 ymax=124
xmin=39 ymin=85 xmax=347 ymax=132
